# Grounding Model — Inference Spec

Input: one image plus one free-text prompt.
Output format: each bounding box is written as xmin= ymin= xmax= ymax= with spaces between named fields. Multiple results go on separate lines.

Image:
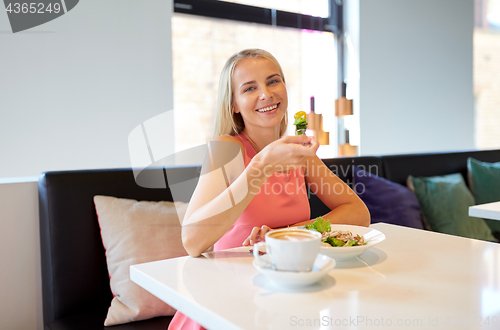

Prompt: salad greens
xmin=305 ymin=217 xmax=367 ymax=247
xmin=293 ymin=111 xmax=308 ymax=135
xmin=305 ymin=217 xmax=330 ymax=233
xmin=325 ymin=237 xmax=346 ymax=247
xmin=293 ymin=117 xmax=308 ymax=131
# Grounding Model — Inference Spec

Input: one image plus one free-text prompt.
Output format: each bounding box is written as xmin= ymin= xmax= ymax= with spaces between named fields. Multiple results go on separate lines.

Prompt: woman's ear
xmin=233 ymin=104 xmax=240 ymax=114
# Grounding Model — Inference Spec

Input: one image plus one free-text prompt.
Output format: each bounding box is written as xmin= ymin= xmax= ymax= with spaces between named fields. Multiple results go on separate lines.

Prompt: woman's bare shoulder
xmin=206 ymin=135 xmax=246 ymax=175
xmin=213 ymin=135 xmax=245 ymax=152
xmin=214 ymin=134 xmax=241 ymax=143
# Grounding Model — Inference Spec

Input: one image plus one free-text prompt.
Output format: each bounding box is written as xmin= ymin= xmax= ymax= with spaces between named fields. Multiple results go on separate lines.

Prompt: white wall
xmin=0 ymin=1 xmax=173 ymax=329
xmin=0 ymin=180 xmax=41 ymax=330
xmin=0 ymin=0 xmax=174 ymax=178
xmin=353 ymin=0 xmax=474 ymax=155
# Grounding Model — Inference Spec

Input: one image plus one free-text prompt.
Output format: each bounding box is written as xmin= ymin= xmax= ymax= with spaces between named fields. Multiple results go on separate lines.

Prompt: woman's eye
xmin=244 ymin=86 xmax=255 ymax=92
xmin=268 ymin=79 xmax=279 ymax=85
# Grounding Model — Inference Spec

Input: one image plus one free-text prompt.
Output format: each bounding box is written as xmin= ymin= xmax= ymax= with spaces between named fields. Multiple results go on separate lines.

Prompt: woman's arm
xmin=294 ymin=155 xmax=370 ymax=227
xmin=181 ymin=136 xmax=266 ymax=257
xmin=182 ymin=135 xmax=318 ymax=257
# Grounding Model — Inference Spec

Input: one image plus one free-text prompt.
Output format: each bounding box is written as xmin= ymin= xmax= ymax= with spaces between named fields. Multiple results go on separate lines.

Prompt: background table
xmin=131 ymin=223 xmax=500 ymax=330
xmin=469 ymin=201 xmax=500 ymax=221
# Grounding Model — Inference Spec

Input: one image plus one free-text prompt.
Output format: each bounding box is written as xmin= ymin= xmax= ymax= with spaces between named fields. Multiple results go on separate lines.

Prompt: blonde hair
xmin=213 ymin=49 xmax=288 ymax=138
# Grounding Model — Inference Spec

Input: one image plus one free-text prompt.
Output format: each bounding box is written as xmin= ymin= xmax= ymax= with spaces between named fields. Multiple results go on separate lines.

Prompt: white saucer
xmin=253 ymin=254 xmax=335 ymax=288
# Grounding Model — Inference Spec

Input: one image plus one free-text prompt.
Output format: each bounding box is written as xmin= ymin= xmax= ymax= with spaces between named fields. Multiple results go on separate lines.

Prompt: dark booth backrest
xmin=382 ymin=149 xmax=500 ymax=186
xmin=38 ymin=166 xmax=200 ymax=325
xmin=309 ymin=156 xmax=383 ymax=219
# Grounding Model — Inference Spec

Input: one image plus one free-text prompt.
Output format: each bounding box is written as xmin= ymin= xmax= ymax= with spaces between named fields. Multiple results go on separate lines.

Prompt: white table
xmin=469 ymin=201 xmax=500 ymax=221
xmin=131 ymin=223 xmax=500 ymax=330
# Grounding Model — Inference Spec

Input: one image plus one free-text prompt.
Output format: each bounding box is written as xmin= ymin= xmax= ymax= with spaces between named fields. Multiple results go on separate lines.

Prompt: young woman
xmin=169 ymin=49 xmax=370 ymax=330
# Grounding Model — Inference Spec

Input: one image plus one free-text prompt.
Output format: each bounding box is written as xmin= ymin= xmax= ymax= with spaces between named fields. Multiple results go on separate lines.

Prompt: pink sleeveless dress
xmin=168 ymin=134 xmax=310 ymax=330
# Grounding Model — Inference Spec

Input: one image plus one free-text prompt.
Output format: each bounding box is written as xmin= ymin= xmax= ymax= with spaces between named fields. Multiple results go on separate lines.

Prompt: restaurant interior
xmin=1 ymin=0 xmax=500 ymax=329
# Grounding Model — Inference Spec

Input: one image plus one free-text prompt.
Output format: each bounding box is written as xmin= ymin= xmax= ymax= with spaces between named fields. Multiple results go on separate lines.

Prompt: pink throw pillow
xmin=94 ymin=195 xmax=188 ymax=326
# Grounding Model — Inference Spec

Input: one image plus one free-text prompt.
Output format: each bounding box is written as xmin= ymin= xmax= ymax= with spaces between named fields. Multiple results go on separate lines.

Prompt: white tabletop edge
xmin=130 ymin=263 xmax=245 ymax=330
xmin=372 ymin=222 xmax=499 ymax=245
xmin=469 ymin=201 xmax=500 ymax=221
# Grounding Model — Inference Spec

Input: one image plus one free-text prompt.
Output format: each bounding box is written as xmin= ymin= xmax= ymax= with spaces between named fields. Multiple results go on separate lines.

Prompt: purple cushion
xmin=353 ymin=166 xmax=424 ymax=229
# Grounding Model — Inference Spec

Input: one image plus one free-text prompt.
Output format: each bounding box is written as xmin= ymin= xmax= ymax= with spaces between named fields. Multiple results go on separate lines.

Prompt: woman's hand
xmin=242 ymin=225 xmax=272 ymax=246
xmin=254 ymin=135 xmax=319 ymax=176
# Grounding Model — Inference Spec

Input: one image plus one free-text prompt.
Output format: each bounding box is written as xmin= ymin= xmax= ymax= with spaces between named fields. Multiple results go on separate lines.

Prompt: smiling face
xmin=231 ymin=57 xmax=288 ymax=134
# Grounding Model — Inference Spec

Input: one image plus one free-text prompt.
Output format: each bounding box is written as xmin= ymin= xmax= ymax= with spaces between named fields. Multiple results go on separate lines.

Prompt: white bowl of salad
xmin=305 ymin=218 xmax=386 ymax=261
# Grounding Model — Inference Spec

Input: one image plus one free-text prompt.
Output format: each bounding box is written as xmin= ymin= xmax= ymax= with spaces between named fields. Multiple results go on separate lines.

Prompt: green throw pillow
xmin=467 ymin=158 xmax=500 ymax=233
xmin=410 ymin=173 xmax=497 ymax=242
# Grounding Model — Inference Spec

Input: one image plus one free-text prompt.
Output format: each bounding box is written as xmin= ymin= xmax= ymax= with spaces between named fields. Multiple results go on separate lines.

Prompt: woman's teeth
xmin=256 ymin=104 xmax=278 ymax=112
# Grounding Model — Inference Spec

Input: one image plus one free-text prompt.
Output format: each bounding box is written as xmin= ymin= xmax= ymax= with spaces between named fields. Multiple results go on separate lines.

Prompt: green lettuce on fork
xmin=305 ymin=217 xmax=367 ymax=247
xmin=293 ymin=111 xmax=308 ymax=135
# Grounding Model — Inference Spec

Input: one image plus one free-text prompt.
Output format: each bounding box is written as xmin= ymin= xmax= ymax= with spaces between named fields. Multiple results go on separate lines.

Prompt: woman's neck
xmin=242 ymin=126 xmax=281 ymax=153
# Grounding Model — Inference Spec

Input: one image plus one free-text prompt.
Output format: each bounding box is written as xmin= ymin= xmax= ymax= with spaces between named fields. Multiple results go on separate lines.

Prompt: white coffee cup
xmin=253 ymin=228 xmax=321 ymax=272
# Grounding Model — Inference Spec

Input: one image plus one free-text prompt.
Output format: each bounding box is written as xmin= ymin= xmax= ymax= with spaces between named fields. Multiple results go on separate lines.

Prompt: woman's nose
xmin=259 ymin=86 xmax=272 ymax=100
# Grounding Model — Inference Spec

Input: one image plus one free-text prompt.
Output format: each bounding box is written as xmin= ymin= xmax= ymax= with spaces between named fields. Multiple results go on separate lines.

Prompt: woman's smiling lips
xmin=256 ymin=103 xmax=279 ymax=114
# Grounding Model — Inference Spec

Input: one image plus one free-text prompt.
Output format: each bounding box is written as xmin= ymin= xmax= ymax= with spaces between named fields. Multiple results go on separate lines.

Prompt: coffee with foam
xmin=253 ymin=228 xmax=321 ymax=272
xmin=269 ymin=231 xmax=317 ymax=241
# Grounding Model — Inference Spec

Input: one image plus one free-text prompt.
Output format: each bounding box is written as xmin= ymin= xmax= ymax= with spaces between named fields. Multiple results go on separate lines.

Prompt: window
xmin=171 ymin=0 xmax=339 ymax=156
xmin=474 ymin=0 xmax=500 ymax=149
xmin=219 ymin=0 xmax=330 ymax=17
